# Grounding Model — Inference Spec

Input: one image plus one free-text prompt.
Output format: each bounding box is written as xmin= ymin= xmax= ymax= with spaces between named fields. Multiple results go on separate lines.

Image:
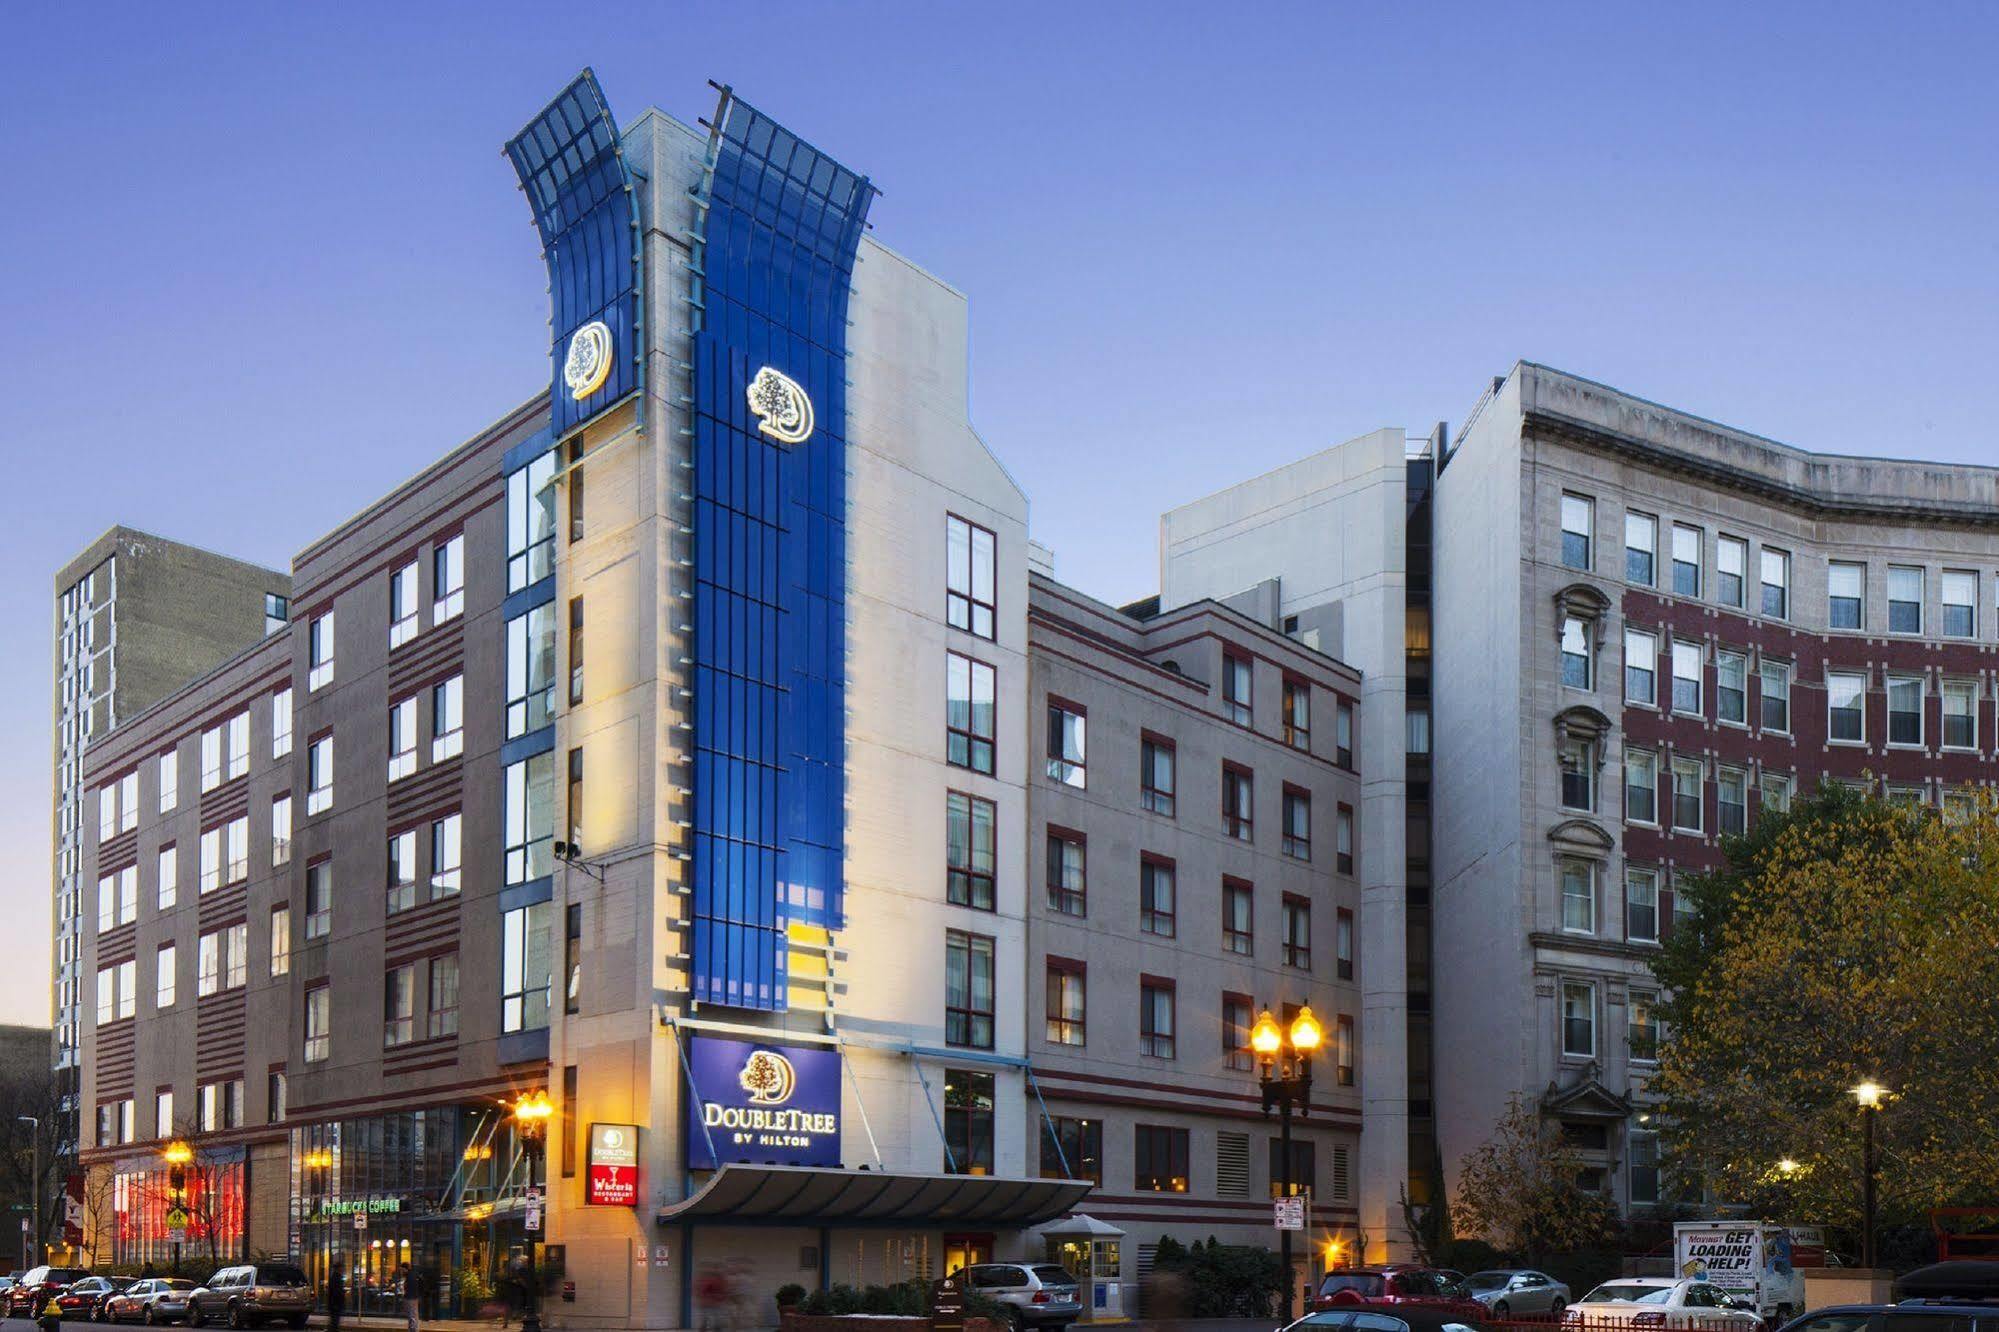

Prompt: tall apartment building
xmin=50 ymin=529 xmax=288 ymax=1246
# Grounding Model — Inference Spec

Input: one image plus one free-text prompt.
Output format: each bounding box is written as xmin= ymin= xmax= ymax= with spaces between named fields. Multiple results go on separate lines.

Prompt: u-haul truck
xmin=1673 ymin=1222 xmax=1806 ymax=1322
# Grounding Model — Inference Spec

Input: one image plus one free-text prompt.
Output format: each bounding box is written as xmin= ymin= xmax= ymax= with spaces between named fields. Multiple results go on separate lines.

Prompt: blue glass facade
xmin=688 ymin=95 xmax=874 ymax=1010
xmin=504 ymin=69 xmax=641 ymax=438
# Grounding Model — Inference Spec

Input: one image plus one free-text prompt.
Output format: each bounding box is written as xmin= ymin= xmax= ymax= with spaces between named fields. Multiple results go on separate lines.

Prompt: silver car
xmin=1463 ymin=1269 xmax=1572 ymax=1318
xmin=961 ymin=1263 xmax=1083 ymax=1331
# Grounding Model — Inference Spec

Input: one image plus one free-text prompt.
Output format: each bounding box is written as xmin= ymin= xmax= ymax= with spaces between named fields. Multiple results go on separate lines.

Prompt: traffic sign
xmin=353 ymin=1210 xmax=367 ymax=1233
xmin=525 ymin=1184 xmax=544 ymax=1233
xmin=1274 ymin=1194 xmax=1306 ymax=1231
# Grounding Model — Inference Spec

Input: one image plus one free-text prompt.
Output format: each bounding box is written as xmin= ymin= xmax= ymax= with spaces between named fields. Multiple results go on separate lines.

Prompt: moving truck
xmin=1673 ymin=1222 xmax=1806 ymax=1323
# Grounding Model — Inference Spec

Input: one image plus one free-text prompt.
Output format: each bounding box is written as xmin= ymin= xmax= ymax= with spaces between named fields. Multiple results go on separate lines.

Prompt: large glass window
xmin=1046 ymin=831 xmax=1086 ymax=916
xmin=1134 ymin=1124 xmax=1189 ymax=1192
xmin=1625 ymin=629 xmax=1657 ymax=705
xmin=1829 ymin=561 xmax=1865 ymax=629
xmin=943 ymin=1070 xmax=995 ymax=1176
xmin=1671 ymin=523 xmax=1701 ymax=597
xmin=946 ymin=792 xmax=996 ymax=910
xmin=1046 ymin=702 xmax=1086 ymax=787
xmin=1888 ymin=565 xmax=1923 ymax=634
xmin=1560 ymin=494 xmax=1593 ymax=570
xmin=501 ymin=901 xmax=551 ymax=1033
xmin=1045 ymin=961 xmax=1085 ymax=1046
xmin=1625 ymin=512 xmax=1656 ymax=585
xmin=506 ymin=604 xmax=557 ymax=739
xmin=504 ymin=752 xmax=555 ymax=884
xmin=1944 ymin=570 xmax=1977 ymax=638
xmin=945 ymin=515 xmax=996 ymax=640
xmin=1717 ymin=535 xmax=1746 ymax=607
xmin=1828 ymin=671 xmax=1867 ymax=742
xmin=1041 ymin=1115 xmax=1102 ymax=1183
xmin=1140 ymin=857 xmax=1176 ymax=936
xmin=944 ymin=930 xmax=995 ymax=1049
xmin=946 ymin=653 xmax=996 ymax=774
xmin=1141 ymin=736 xmax=1175 ymax=815
xmin=506 ymin=452 xmax=557 ymax=592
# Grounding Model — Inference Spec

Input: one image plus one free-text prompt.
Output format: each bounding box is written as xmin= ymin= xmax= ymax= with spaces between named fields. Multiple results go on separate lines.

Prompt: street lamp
xmin=1252 ymin=1005 xmax=1322 ymax=1322
xmin=16 ymin=1116 xmax=38 ymax=1272
xmin=512 ymin=1091 xmax=554 ymax=1332
xmin=163 ymin=1139 xmax=193 ymax=1275
xmin=1848 ymin=1081 xmax=1889 ymax=1269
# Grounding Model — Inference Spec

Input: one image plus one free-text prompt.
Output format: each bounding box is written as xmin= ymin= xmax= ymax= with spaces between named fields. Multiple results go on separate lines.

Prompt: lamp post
xmin=16 ymin=1116 xmax=38 ymax=1271
xmin=163 ymin=1139 xmax=194 ymax=1276
xmin=1849 ymin=1082 xmax=1888 ymax=1269
xmin=512 ymin=1090 xmax=554 ymax=1332
xmin=1252 ymin=1005 xmax=1322 ymax=1323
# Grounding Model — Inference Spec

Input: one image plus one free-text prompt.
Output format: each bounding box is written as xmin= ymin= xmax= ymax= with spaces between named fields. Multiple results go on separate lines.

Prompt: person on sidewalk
xmin=327 ymin=1256 xmax=347 ymax=1332
xmin=398 ymin=1262 xmax=424 ymax=1332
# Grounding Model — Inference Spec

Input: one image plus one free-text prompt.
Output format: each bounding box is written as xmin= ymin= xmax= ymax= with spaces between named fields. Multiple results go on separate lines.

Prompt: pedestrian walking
xmin=327 ymin=1256 xmax=347 ymax=1332
xmin=398 ymin=1262 xmax=424 ymax=1332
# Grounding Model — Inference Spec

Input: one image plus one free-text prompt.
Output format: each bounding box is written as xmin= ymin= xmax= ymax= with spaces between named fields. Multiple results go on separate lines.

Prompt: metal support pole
xmin=1861 ymin=1108 xmax=1878 ymax=1270
xmin=1279 ymin=1097 xmax=1294 ymax=1323
xmin=522 ymin=1140 xmax=544 ymax=1332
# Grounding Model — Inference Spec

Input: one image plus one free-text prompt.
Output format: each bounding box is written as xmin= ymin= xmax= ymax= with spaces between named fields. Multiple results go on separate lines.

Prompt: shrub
xmin=774 ymin=1283 xmax=808 ymax=1312
xmin=1152 ymin=1234 xmax=1286 ymax=1317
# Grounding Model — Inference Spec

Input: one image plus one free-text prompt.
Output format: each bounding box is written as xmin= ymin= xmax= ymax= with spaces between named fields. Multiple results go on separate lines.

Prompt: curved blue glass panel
xmin=688 ymin=92 xmax=875 ymax=1010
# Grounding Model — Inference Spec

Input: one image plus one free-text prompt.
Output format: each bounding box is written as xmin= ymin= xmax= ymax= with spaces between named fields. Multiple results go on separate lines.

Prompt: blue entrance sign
xmin=685 ymin=1036 xmax=841 ymax=1170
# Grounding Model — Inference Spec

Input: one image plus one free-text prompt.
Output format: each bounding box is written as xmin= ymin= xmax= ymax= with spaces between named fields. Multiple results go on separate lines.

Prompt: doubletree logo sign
xmin=739 ymin=1049 xmax=797 ymax=1105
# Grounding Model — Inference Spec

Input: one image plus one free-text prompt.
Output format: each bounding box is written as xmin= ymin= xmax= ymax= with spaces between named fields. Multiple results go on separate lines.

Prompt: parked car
xmin=7 ymin=1266 xmax=92 ymax=1318
xmin=1462 ymin=1270 xmax=1572 ymax=1319
xmin=58 ymin=1277 xmax=134 ymax=1320
xmin=1562 ymin=1278 xmax=1762 ymax=1330
xmin=184 ymin=1265 xmax=312 ymax=1329
xmin=958 ymin=1262 xmax=1083 ymax=1331
xmin=1313 ymin=1268 xmax=1491 ymax=1320
xmin=1287 ymin=1307 xmax=1499 ymax=1332
xmin=104 ymin=1279 xmax=199 ymax=1325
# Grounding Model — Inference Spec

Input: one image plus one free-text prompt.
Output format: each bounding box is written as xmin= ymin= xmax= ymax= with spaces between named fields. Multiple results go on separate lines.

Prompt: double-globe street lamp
xmin=1849 ymin=1081 xmax=1889 ymax=1269
xmin=1252 ymin=1005 xmax=1323 ymax=1323
xmin=162 ymin=1139 xmax=194 ymax=1274
xmin=513 ymin=1090 xmax=555 ymax=1332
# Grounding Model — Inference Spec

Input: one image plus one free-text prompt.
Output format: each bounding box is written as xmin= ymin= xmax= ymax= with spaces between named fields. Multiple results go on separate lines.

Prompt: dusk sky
xmin=4 ymin=2 xmax=1996 ymax=1025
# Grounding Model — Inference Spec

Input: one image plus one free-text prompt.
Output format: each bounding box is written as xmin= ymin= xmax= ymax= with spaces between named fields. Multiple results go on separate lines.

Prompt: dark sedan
xmin=1287 ymin=1308 xmax=1498 ymax=1332
xmin=105 ymin=1279 xmax=199 ymax=1325
xmin=60 ymin=1277 xmax=135 ymax=1321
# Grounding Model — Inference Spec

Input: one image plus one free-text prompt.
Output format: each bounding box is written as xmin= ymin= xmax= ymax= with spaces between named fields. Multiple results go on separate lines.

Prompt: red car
xmin=6 ymin=1266 xmax=92 ymax=1318
xmin=1312 ymin=1267 xmax=1490 ymax=1320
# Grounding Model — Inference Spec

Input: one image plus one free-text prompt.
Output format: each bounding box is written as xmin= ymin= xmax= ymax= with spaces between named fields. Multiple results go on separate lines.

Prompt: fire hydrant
xmin=40 ymin=1295 xmax=64 ymax=1332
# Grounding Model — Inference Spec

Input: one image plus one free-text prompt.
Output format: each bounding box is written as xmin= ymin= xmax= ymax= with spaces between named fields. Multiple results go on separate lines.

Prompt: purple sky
xmin=4 ymin=3 xmax=1997 ymax=1025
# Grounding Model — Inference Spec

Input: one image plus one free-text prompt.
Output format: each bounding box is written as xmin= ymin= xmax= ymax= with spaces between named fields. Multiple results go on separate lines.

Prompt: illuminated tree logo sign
xmin=739 ymin=1048 xmax=797 ymax=1105
xmin=563 ymin=321 xmax=614 ymax=401
xmin=747 ymin=366 xmax=814 ymax=445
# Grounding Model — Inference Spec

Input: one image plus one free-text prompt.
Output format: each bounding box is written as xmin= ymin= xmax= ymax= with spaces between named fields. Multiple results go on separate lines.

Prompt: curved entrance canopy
xmin=655 ymin=1164 xmax=1092 ymax=1229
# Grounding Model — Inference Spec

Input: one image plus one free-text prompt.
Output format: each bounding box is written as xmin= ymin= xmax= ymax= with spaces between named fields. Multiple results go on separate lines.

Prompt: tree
xmin=1650 ymin=785 xmax=1999 ymax=1231
xmin=1453 ymin=1098 xmax=1622 ymax=1259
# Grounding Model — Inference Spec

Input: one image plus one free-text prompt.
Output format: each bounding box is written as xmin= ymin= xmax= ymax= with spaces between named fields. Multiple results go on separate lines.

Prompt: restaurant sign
xmin=586 ymin=1123 xmax=641 ymax=1206
xmin=685 ymin=1036 xmax=840 ymax=1169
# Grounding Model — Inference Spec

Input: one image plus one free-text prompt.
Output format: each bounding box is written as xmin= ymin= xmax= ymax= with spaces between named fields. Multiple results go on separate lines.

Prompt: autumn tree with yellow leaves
xmin=1651 ymin=783 xmax=1999 ymax=1228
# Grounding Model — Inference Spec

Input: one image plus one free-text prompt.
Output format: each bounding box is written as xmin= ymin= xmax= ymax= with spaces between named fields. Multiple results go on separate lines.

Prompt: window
xmin=1222 ymin=764 xmax=1253 ymax=841
xmin=569 ymin=455 xmax=585 ymax=542
xmin=156 ymin=1089 xmax=174 ymax=1137
xmin=426 ymin=674 xmax=463 ymax=761
xmin=1671 ymin=524 xmax=1701 ymax=597
xmin=564 ymin=904 xmax=582 ymax=1016
xmin=1406 ymin=705 xmax=1430 ymax=754
xmin=97 ymin=874 xmax=115 ymax=933
xmin=1761 ymin=772 xmax=1793 ymax=818
xmin=1337 ymin=909 xmax=1355 ymax=981
xmin=197 ymin=1080 xmax=241 ymax=1132
xmin=265 ymin=590 xmax=290 ymax=635
xmin=1828 ymin=671 xmax=1867 ymax=743
xmin=1140 ymin=857 xmax=1176 ymax=936
xmin=1671 ymin=756 xmax=1704 ymax=832
xmin=1718 ymin=767 xmax=1747 ymax=837
xmin=945 ymin=792 xmax=996 ymax=910
xmin=504 ymin=751 xmax=554 ymax=884
xmin=506 ymin=604 xmax=556 ymax=738
xmin=304 ymin=986 xmax=330 ymax=1063
xmin=1046 ymin=830 xmax=1086 ymax=916
xmin=1336 ymin=700 xmax=1354 ymax=768
xmin=1561 ymin=615 xmax=1592 ymax=689
xmin=269 ymin=906 xmax=290 ymax=976
xmin=945 ymin=652 xmax=996 ymax=774
xmin=1336 ymin=804 xmax=1354 ymax=875
xmin=507 ymin=453 xmax=557 ymax=591
xmin=383 ymin=964 xmax=416 ymax=1047
xmin=95 ymin=967 xmax=115 ymax=1026
xmin=272 ymin=687 xmax=293 ymax=758
xmin=568 ymin=597 xmax=584 ymax=705
xmin=1888 ymin=564 xmax=1923 ymax=634
xmin=416 ymin=953 xmax=459 ymax=1040
xmin=1141 ymin=736 xmax=1175 ymax=815
xmin=1561 ymin=981 xmax=1596 ymax=1057
xmin=501 ymin=901 xmax=551 ymax=1032
xmin=1761 ymin=660 xmax=1792 ymax=732
xmin=1224 ymin=992 xmax=1255 ymax=1071
xmin=1625 ymin=629 xmax=1657 ymax=705
xmin=1829 ymin=561 xmax=1865 ymax=629
xmin=272 ymin=795 xmax=292 ymax=867
xmin=1335 ymin=1014 xmax=1356 ymax=1086
xmin=1222 ymin=653 xmax=1253 ymax=725
xmin=387 ymin=696 xmax=417 ymax=781
xmin=221 ymin=815 xmax=247 ymax=884
xmin=305 ymin=859 xmax=332 ymax=940
xmin=158 ymin=749 xmax=178 ymax=812
xmin=1945 ymin=790 xmax=1978 ymax=824
xmin=1041 ymin=1115 xmax=1102 ymax=1183
xmin=1671 ymin=641 xmax=1703 ymax=715
xmin=1625 ymin=990 xmax=1663 ymax=1064
xmin=1560 ymin=493 xmax=1593 ymax=569
xmin=308 ymin=612 xmax=335 ymax=690
xmin=197 ymin=930 xmax=222 ymax=997
xmin=1223 ymin=879 xmax=1253 ymax=955
xmin=942 ymin=1069 xmax=995 ymax=1176
xmin=1559 ymin=737 xmax=1595 ymax=813
xmin=1135 ymin=1124 xmax=1189 ymax=1192
xmin=224 ymin=922 xmax=247 ymax=989
xmin=157 ymin=845 xmax=177 ymax=910
xmin=387 ymin=829 xmax=417 ymax=913
xmin=1888 ymin=675 xmax=1923 ymax=746
xmin=1944 ymin=570 xmax=1977 ymax=638
xmin=1282 ymin=895 xmax=1311 ymax=969
xmin=1046 ymin=701 xmax=1086 ymax=787
xmin=200 ymin=725 xmax=223 ymax=792
xmin=433 ymin=533 xmax=465 ymax=621
xmin=1045 ymin=959 xmax=1085 ymax=1046
xmin=268 ymin=1072 xmax=286 ymax=1125
xmin=199 ymin=826 xmax=221 ymax=894
xmin=1629 ymin=1130 xmax=1660 ymax=1205
xmin=1624 ymin=512 xmax=1656 ymax=585
xmin=1283 ymin=678 xmax=1311 ymax=749
xmin=306 ymin=734 xmax=333 ymax=815
xmin=1711 ymin=650 xmax=1747 ymax=725
xmin=389 ymin=561 xmax=419 ymax=648
xmin=1270 ymin=1137 xmax=1317 ymax=1198
xmin=1761 ymin=548 xmax=1790 ymax=620
xmin=944 ymin=930 xmax=995 ymax=1049
xmin=1560 ymin=858 xmax=1595 ymax=934
xmin=945 ymin=514 xmax=997 ymax=640
xmin=156 ymin=943 xmax=176 ymax=1009
xmin=1140 ymin=978 xmax=1176 ymax=1058
xmin=1717 ymin=535 xmax=1747 ymax=607
xmin=1627 ymin=868 xmax=1659 ymax=943
xmin=431 ymin=812 xmax=462 ymax=897
xmin=118 ymin=770 xmax=139 ymax=831
xmin=1944 ymin=680 xmax=1978 ymax=750
xmin=1282 ymin=786 xmax=1312 ymax=859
